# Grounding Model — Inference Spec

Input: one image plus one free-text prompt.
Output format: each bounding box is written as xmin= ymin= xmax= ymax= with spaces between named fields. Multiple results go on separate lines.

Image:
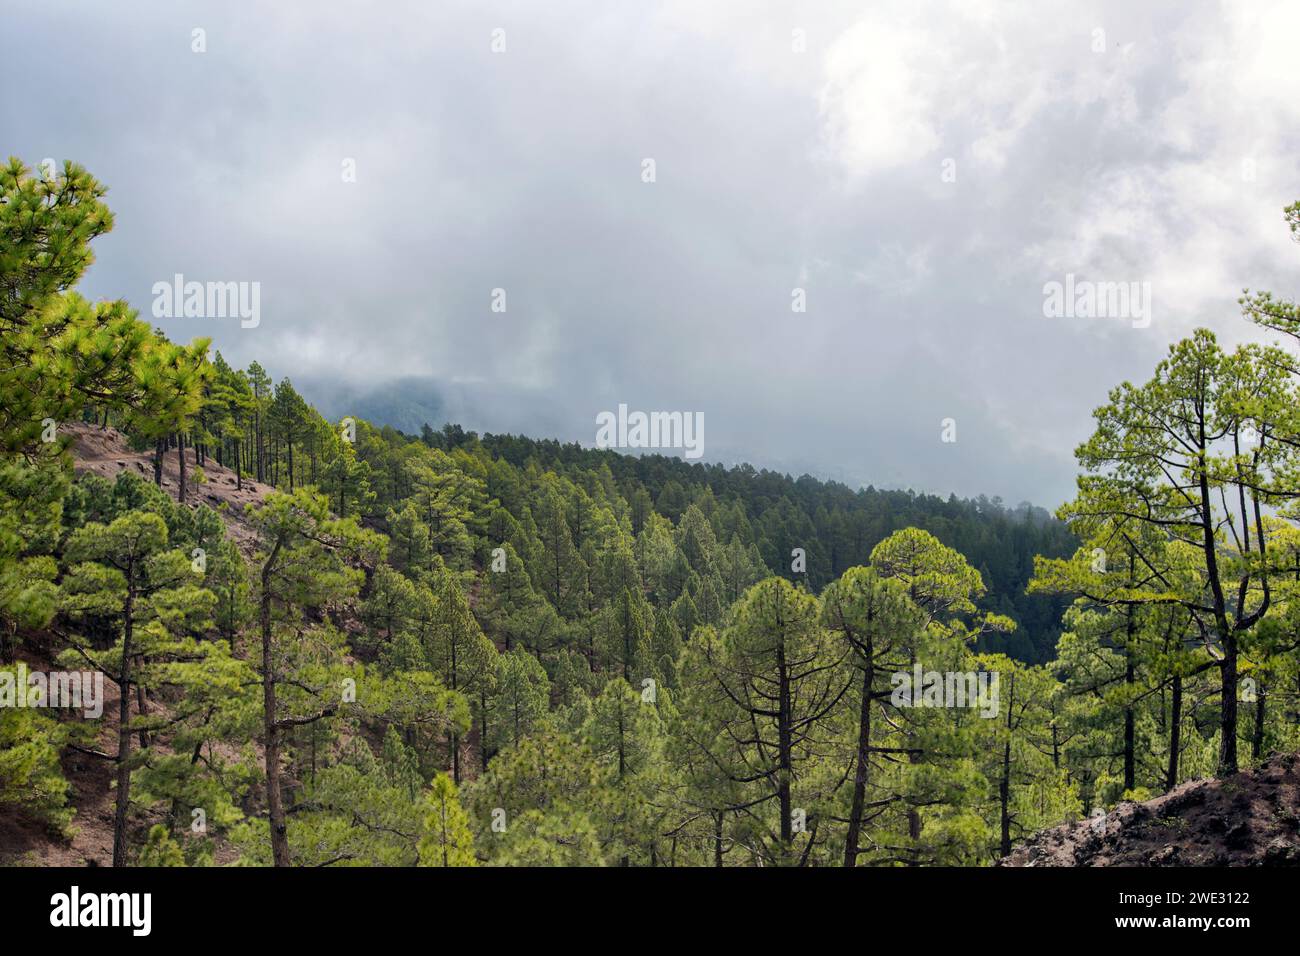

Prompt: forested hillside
xmin=4 ymin=159 xmax=1300 ymax=869
xmin=414 ymin=425 xmax=1077 ymax=662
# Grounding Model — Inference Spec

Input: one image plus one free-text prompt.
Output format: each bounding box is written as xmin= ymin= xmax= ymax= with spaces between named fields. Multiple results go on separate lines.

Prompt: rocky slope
xmin=64 ymin=422 xmax=272 ymax=551
xmin=1001 ymin=752 xmax=1300 ymax=866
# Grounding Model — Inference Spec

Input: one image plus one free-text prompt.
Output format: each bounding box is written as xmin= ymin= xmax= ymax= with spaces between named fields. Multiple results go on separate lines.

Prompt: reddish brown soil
xmin=1000 ymin=752 xmax=1300 ymax=866
xmin=63 ymin=422 xmax=272 ymax=552
xmin=0 ymin=426 xmax=277 ymax=865
xmin=1 ymin=643 xmax=123 ymax=866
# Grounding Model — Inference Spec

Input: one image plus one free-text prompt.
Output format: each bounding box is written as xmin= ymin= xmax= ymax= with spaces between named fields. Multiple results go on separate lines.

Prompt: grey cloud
xmin=4 ymin=0 xmax=1298 ymax=508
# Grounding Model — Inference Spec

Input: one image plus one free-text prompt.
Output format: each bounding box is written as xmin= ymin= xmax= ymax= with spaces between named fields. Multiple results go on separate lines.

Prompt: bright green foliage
xmin=488 ymin=648 xmax=550 ymax=753
xmin=0 ymin=159 xmax=164 ymax=457
xmin=464 ymin=721 xmax=606 ymax=866
xmin=1034 ymin=330 xmax=1295 ymax=776
xmin=581 ymin=678 xmax=672 ymax=865
xmin=12 ymin=157 xmax=1300 ymax=872
xmin=418 ymin=772 xmax=476 ymax=866
xmin=0 ymin=675 xmax=73 ymax=831
xmin=137 ymin=825 xmax=187 ymax=867
xmin=675 ymin=577 xmax=848 ymax=866
xmin=320 ymin=438 xmax=375 ymax=519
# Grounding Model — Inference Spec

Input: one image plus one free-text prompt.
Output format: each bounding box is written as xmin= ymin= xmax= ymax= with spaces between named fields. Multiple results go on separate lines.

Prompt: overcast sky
xmin=4 ymin=0 xmax=1299 ymax=507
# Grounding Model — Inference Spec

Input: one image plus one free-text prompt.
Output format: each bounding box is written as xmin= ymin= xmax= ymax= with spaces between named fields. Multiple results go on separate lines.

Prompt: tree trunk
xmin=1165 ymin=674 xmax=1182 ymax=791
xmin=775 ymin=636 xmax=793 ymax=858
xmin=843 ymin=661 xmax=873 ymax=867
xmin=261 ymin=552 xmax=291 ymax=867
xmin=112 ymin=584 xmax=136 ymax=867
xmin=135 ymin=685 xmax=149 ymax=750
xmin=1197 ymin=424 xmax=1237 ymax=777
xmin=999 ymin=674 xmax=1015 ymax=857
xmin=177 ymin=432 xmax=187 ymax=504
xmin=479 ymin=688 xmax=489 ymax=772
xmin=1251 ymin=678 xmax=1267 ymax=761
xmin=1123 ymin=606 xmax=1133 ymax=790
xmin=1219 ymin=636 xmax=1239 ymax=776
xmin=905 ymin=650 xmax=922 ymax=863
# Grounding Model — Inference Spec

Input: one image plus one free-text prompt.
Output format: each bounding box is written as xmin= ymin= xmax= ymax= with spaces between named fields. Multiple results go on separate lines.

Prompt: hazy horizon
xmin=6 ymin=0 xmax=1299 ymax=508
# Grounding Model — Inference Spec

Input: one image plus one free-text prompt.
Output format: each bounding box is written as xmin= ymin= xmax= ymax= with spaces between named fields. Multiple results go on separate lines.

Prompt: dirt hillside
xmin=0 ymin=425 xmax=277 ymax=865
xmin=1000 ymin=752 xmax=1300 ymax=866
xmin=64 ymin=422 xmax=272 ymax=551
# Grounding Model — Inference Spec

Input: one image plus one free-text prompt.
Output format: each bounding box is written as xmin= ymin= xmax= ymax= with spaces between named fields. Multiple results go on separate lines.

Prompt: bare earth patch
xmin=1000 ymin=752 xmax=1300 ymax=866
xmin=0 ymin=428 xmax=278 ymax=865
xmin=64 ymin=422 xmax=272 ymax=553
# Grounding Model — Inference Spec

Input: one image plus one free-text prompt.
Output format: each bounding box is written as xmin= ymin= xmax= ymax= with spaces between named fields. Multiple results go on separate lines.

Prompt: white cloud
xmin=818 ymin=18 xmax=946 ymax=178
xmin=6 ymin=0 xmax=1298 ymax=505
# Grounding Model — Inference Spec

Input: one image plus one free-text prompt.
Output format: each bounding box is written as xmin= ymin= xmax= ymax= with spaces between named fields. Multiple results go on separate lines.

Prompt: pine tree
xmin=488 ymin=648 xmax=550 ymax=753
xmin=417 ymin=773 xmax=476 ymax=866
xmin=0 ymin=159 xmax=154 ymax=457
xmin=676 ymin=577 xmax=849 ymax=866
xmin=1037 ymin=331 xmax=1292 ymax=775
xmin=59 ymin=511 xmax=211 ymax=865
xmin=819 ymin=566 xmax=925 ymax=866
xmin=320 ymin=437 xmax=374 ymax=519
xmin=247 ymin=488 xmax=385 ymax=865
xmin=425 ymin=563 xmax=497 ymax=783
xmin=581 ymin=677 xmax=670 ymax=865
xmin=532 ymin=482 xmax=584 ymax=616
xmin=0 ymin=668 xmax=73 ymax=831
xmin=597 ymin=588 xmax=652 ymax=683
xmin=464 ymin=721 xmax=605 ymax=866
